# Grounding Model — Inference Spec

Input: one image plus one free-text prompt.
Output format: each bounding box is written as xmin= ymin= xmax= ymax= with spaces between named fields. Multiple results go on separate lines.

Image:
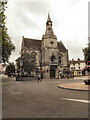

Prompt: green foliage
xmin=0 ymin=1 xmax=15 ymax=63
xmin=6 ymin=62 xmax=15 ymax=76
xmin=22 ymin=53 xmax=36 ymax=75
xmin=83 ymin=45 xmax=90 ymax=64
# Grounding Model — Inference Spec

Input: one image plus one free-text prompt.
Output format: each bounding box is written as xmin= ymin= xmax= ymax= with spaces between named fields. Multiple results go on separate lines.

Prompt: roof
xmin=47 ymin=13 xmax=51 ymax=22
xmin=23 ymin=38 xmax=41 ymax=48
xmin=68 ymin=60 xmax=85 ymax=64
xmin=23 ymin=38 xmax=67 ymax=52
xmin=15 ymin=57 xmax=21 ymax=61
xmin=57 ymin=41 xmax=68 ymax=52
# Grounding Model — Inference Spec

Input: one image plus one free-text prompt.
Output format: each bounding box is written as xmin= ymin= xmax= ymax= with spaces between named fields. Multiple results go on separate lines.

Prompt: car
xmin=84 ymin=79 xmax=90 ymax=85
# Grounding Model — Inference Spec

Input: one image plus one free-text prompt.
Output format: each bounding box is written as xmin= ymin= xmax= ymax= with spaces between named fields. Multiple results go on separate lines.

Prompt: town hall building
xmin=20 ymin=14 xmax=68 ymax=79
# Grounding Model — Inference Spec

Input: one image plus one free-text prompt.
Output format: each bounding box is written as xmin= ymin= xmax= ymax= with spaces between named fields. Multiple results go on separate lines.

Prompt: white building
xmin=69 ymin=59 xmax=86 ymax=76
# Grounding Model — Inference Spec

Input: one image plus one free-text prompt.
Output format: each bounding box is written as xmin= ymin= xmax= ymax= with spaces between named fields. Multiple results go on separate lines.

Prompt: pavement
xmin=2 ymin=75 xmax=88 ymax=118
xmin=58 ymin=76 xmax=90 ymax=91
xmin=1 ymin=74 xmax=90 ymax=91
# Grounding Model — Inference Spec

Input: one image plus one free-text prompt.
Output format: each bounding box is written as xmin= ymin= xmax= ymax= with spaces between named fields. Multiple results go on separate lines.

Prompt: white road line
xmin=0 ymin=82 xmax=14 ymax=85
xmin=42 ymin=81 xmax=60 ymax=84
xmin=0 ymin=82 xmax=20 ymax=85
xmin=12 ymin=92 xmax=22 ymax=95
xmin=61 ymin=98 xmax=90 ymax=103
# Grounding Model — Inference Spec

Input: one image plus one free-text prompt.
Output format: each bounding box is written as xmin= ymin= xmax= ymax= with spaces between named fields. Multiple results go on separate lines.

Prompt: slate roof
xmin=23 ymin=38 xmax=41 ymax=48
xmin=23 ymin=37 xmax=67 ymax=52
xmin=57 ymin=41 xmax=68 ymax=52
xmin=68 ymin=60 xmax=84 ymax=64
xmin=15 ymin=57 xmax=21 ymax=62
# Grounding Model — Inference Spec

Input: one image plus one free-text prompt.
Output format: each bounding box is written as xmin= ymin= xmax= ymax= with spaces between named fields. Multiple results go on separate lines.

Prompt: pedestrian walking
xmin=38 ymin=73 xmax=41 ymax=82
xmin=60 ymin=71 xmax=62 ymax=79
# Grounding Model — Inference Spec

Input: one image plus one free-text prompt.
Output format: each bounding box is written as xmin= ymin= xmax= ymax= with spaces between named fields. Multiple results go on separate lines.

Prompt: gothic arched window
xmin=58 ymin=53 xmax=63 ymax=64
xmin=31 ymin=52 xmax=37 ymax=62
xmin=59 ymin=56 xmax=61 ymax=64
xmin=51 ymin=54 xmax=56 ymax=62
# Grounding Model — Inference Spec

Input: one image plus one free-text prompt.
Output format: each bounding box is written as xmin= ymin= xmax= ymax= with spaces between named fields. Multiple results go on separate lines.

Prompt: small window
xmin=31 ymin=52 xmax=37 ymax=58
xmin=50 ymin=41 xmax=54 ymax=44
xmin=31 ymin=52 xmax=37 ymax=62
xmin=59 ymin=56 xmax=61 ymax=59
xmin=59 ymin=56 xmax=62 ymax=64
xmin=51 ymin=55 xmax=56 ymax=62
xmin=59 ymin=60 xmax=61 ymax=64
xmin=48 ymin=28 xmax=51 ymax=31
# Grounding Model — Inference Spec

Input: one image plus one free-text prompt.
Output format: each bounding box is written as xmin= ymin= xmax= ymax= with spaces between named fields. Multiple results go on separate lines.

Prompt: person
xmin=60 ymin=71 xmax=62 ymax=79
xmin=38 ymin=73 xmax=41 ymax=82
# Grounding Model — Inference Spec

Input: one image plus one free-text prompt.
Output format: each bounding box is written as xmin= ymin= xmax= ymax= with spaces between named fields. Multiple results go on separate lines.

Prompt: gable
xmin=57 ymin=41 xmax=68 ymax=52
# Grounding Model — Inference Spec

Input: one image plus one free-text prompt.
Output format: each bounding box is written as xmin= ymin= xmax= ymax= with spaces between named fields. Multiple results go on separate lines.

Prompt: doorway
xmin=50 ymin=65 xmax=57 ymax=78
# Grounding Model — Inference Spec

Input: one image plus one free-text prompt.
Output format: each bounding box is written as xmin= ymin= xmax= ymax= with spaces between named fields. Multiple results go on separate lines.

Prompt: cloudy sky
xmin=5 ymin=0 xmax=89 ymax=63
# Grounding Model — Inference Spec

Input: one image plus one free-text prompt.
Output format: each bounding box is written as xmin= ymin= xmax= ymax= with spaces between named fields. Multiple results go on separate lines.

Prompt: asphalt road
xmin=1 ymin=75 xmax=89 ymax=118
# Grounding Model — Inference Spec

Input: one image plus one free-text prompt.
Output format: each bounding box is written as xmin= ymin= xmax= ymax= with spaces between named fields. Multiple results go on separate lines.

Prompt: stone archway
xmin=50 ymin=65 xmax=57 ymax=78
xmin=50 ymin=69 xmax=55 ymax=78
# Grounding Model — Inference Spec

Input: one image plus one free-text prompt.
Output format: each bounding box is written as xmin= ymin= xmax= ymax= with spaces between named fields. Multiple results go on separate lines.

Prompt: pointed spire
xmin=47 ymin=13 xmax=51 ymax=22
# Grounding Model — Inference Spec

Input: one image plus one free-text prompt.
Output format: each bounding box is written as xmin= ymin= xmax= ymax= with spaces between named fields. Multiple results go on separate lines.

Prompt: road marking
xmin=42 ymin=81 xmax=60 ymax=84
xmin=12 ymin=92 xmax=22 ymax=95
xmin=0 ymin=82 xmax=20 ymax=85
xmin=61 ymin=98 xmax=90 ymax=103
xmin=0 ymin=82 xmax=14 ymax=85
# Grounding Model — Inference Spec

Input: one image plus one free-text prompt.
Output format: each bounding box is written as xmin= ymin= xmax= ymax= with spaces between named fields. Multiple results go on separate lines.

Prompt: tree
xmin=22 ymin=53 xmax=36 ymax=76
xmin=83 ymin=43 xmax=90 ymax=72
xmin=0 ymin=1 xmax=15 ymax=63
xmin=83 ymin=45 xmax=90 ymax=64
xmin=5 ymin=62 xmax=15 ymax=76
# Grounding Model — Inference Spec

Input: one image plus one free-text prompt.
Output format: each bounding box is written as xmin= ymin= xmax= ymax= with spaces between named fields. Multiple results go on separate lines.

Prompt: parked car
xmin=84 ymin=79 xmax=90 ymax=85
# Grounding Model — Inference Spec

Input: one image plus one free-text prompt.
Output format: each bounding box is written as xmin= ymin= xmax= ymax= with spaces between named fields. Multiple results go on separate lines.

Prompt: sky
xmin=5 ymin=0 xmax=89 ymax=63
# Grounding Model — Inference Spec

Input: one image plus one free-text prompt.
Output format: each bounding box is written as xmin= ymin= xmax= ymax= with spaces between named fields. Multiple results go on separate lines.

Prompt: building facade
xmin=21 ymin=14 xmax=68 ymax=79
xmin=69 ymin=58 xmax=87 ymax=76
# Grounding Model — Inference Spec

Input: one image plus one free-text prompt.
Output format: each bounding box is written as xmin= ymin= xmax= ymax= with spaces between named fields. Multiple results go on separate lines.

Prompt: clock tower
xmin=42 ymin=13 xmax=57 ymax=48
xmin=41 ymin=13 xmax=59 ymax=78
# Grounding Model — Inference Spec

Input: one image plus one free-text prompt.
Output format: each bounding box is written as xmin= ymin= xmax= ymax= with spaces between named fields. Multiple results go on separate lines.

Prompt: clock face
xmin=48 ymin=21 xmax=52 ymax=25
xmin=46 ymin=21 xmax=52 ymax=26
xmin=50 ymin=41 xmax=54 ymax=44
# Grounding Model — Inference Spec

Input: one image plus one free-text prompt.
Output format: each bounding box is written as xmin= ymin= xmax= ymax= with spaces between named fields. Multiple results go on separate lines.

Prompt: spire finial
xmin=47 ymin=12 xmax=51 ymax=22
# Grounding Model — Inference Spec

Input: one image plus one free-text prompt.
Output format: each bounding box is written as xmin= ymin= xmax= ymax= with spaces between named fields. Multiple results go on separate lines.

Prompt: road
xmin=1 ymin=75 xmax=89 ymax=118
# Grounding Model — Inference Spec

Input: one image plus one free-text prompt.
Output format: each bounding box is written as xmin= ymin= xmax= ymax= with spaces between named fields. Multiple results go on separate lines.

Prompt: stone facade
xmin=21 ymin=14 xmax=68 ymax=79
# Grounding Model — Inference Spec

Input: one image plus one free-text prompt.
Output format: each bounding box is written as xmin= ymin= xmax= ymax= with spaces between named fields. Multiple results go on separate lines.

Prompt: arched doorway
xmin=50 ymin=65 xmax=57 ymax=78
xmin=50 ymin=69 xmax=55 ymax=78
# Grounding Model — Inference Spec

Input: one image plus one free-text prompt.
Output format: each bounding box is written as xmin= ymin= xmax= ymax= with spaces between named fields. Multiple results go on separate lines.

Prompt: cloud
xmin=68 ymin=0 xmax=81 ymax=6
xmin=88 ymin=1 xmax=90 ymax=37
xmin=66 ymin=41 xmax=84 ymax=60
xmin=6 ymin=1 xmax=51 ymax=62
xmin=5 ymin=0 xmax=88 ymax=62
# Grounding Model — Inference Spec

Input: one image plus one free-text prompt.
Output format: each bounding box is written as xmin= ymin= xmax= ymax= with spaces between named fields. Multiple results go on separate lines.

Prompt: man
xmin=38 ymin=73 xmax=41 ymax=82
